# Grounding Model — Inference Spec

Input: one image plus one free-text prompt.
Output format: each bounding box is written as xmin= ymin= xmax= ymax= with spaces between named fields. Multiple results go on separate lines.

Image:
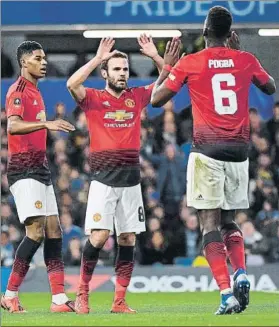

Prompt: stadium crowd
xmin=1 ymin=100 xmax=279 ymax=267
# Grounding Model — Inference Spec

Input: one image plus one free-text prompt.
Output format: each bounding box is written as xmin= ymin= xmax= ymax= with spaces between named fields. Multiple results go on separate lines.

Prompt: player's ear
xmin=21 ymin=58 xmax=27 ymax=68
xmin=101 ymin=69 xmax=107 ymax=79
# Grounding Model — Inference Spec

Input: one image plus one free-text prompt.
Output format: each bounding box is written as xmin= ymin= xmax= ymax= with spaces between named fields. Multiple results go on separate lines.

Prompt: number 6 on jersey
xmin=212 ymin=73 xmax=237 ymax=115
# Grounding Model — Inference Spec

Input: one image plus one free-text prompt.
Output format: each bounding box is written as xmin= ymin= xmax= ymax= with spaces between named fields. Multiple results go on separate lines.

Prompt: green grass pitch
xmin=2 ymin=292 xmax=279 ymax=326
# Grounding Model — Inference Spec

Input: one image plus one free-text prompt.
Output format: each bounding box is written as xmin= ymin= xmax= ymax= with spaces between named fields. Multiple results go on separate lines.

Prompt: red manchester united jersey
xmin=6 ymin=76 xmax=51 ymax=186
xmin=79 ymin=84 xmax=153 ymax=187
xmin=165 ymin=48 xmax=270 ymax=161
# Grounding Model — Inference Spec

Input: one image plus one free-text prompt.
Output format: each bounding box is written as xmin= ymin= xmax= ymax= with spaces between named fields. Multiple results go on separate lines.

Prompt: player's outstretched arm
xmin=8 ymin=116 xmax=75 ymax=135
xmin=151 ymin=38 xmax=181 ymax=107
xmin=137 ymin=34 xmax=164 ymax=73
xmin=67 ymin=37 xmax=117 ymax=102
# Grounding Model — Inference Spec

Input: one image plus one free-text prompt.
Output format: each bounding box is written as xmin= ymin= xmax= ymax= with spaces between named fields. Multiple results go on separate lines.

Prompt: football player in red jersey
xmin=151 ymin=6 xmax=276 ymax=315
xmin=1 ymin=41 xmax=76 ymax=313
xmin=67 ymin=35 xmax=179 ymax=314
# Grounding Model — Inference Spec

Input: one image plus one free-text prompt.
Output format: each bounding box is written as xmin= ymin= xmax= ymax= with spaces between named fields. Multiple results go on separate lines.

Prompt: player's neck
xmin=21 ymin=71 xmax=38 ymax=87
xmin=206 ymin=39 xmax=226 ymax=48
xmin=105 ymin=87 xmax=124 ymax=99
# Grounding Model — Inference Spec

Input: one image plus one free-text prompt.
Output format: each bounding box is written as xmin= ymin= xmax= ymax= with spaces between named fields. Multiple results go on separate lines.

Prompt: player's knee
xmin=45 ymin=215 xmax=62 ymax=238
xmin=26 ymin=225 xmax=45 ymax=243
xmin=89 ymin=230 xmax=110 ymax=248
xmin=197 ymin=209 xmax=220 ymax=235
xmin=25 ymin=216 xmax=45 ymax=243
xmin=45 ymin=224 xmax=62 ymax=238
xmin=118 ymin=233 xmax=136 ymax=246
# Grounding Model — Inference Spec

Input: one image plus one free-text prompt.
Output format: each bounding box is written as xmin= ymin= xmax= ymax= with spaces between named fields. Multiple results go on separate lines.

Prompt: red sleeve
xmin=137 ymin=83 xmax=154 ymax=108
xmin=79 ymin=88 xmax=99 ymax=111
xmin=165 ymin=57 xmax=189 ymax=93
xmin=6 ymin=91 xmax=25 ymax=118
xmin=250 ymin=54 xmax=270 ymax=85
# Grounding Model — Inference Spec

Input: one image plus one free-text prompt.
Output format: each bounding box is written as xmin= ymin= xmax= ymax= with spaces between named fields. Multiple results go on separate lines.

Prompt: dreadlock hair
xmin=206 ymin=6 xmax=233 ymax=39
xmin=16 ymin=41 xmax=43 ymax=68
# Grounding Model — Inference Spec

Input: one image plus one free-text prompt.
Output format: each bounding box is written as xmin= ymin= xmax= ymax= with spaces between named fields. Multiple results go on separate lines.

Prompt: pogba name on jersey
xmin=208 ymin=59 xmax=235 ymax=69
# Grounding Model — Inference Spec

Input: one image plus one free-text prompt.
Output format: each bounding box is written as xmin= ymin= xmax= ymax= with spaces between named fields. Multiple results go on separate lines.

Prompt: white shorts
xmin=10 ymin=179 xmax=58 ymax=223
xmin=85 ymin=181 xmax=146 ymax=236
xmin=187 ymin=153 xmax=249 ymax=210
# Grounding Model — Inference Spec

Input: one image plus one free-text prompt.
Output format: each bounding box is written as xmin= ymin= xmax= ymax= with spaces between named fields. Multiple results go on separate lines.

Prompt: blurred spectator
xmin=52 ymin=102 xmax=68 ymax=120
xmin=265 ymin=222 xmax=279 ymax=263
xmin=249 ymin=108 xmax=269 ymax=139
xmin=174 ymin=213 xmax=201 ymax=259
xmin=64 ymin=238 xmax=82 ymax=266
xmin=1 ymin=202 xmax=19 ymax=227
xmin=60 ymin=212 xmax=83 ymax=254
xmin=241 ymin=221 xmax=270 ymax=265
xmin=235 ymin=211 xmax=249 ymax=227
xmin=145 ymin=144 xmax=186 ymax=220
xmin=141 ymin=230 xmax=173 ymax=265
xmin=8 ymin=224 xmax=23 ymax=251
xmin=1 ymin=228 xmax=14 ymax=267
xmin=152 ymin=101 xmax=183 ymax=152
xmin=1 ymin=51 xmax=14 ymax=78
xmin=179 ymin=105 xmax=193 ymax=144
xmin=250 ymin=179 xmax=278 ymax=214
xmin=256 ymin=200 xmax=279 ymax=229
xmin=267 ymin=102 xmax=279 ymax=146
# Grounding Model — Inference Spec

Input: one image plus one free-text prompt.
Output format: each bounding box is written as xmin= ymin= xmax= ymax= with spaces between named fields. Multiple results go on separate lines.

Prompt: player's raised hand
xmin=45 ymin=119 xmax=75 ymax=132
xmin=96 ymin=37 xmax=117 ymax=61
xmin=227 ymin=31 xmax=240 ymax=50
xmin=164 ymin=37 xmax=181 ymax=66
xmin=137 ymin=33 xmax=158 ymax=59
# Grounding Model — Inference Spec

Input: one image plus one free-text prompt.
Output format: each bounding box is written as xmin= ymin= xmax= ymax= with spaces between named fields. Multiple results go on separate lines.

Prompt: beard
xmin=107 ymin=77 xmax=127 ymax=93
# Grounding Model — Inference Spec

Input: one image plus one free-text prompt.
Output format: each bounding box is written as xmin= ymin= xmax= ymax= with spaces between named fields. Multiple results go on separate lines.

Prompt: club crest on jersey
xmin=93 ymin=213 xmax=102 ymax=222
xmin=36 ymin=110 xmax=46 ymax=122
xmin=104 ymin=110 xmax=134 ymax=122
xmin=13 ymin=98 xmax=21 ymax=107
xmin=125 ymin=98 xmax=135 ymax=108
xmin=35 ymin=201 xmax=43 ymax=209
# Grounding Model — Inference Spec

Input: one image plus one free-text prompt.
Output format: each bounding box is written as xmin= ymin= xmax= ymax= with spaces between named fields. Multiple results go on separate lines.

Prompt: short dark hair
xmin=249 ymin=107 xmax=258 ymax=115
xmin=16 ymin=41 xmax=43 ymax=68
xmin=100 ymin=51 xmax=128 ymax=71
xmin=274 ymin=101 xmax=279 ymax=108
xmin=207 ymin=6 xmax=232 ymax=39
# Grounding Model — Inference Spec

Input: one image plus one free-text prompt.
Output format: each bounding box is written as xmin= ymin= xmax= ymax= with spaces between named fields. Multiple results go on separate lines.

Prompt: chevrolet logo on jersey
xmin=104 ymin=110 xmax=134 ymax=122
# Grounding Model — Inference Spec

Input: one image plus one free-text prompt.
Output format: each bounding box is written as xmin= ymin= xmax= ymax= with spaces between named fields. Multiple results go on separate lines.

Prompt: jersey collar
xmin=104 ymin=88 xmax=127 ymax=101
xmin=17 ymin=76 xmax=38 ymax=90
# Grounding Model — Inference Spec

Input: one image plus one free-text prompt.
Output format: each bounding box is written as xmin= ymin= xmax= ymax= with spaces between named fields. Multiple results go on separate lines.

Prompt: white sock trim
xmin=221 ymin=288 xmax=232 ymax=295
xmin=52 ymin=293 xmax=69 ymax=305
xmin=5 ymin=290 xmax=18 ymax=298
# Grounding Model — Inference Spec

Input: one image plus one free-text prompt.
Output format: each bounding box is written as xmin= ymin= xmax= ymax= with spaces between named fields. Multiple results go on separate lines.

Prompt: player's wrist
xmin=94 ymin=55 xmax=103 ymax=63
xmin=163 ymin=64 xmax=173 ymax=72
xmin=151 ymin=53 xmax=160 ymax=61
